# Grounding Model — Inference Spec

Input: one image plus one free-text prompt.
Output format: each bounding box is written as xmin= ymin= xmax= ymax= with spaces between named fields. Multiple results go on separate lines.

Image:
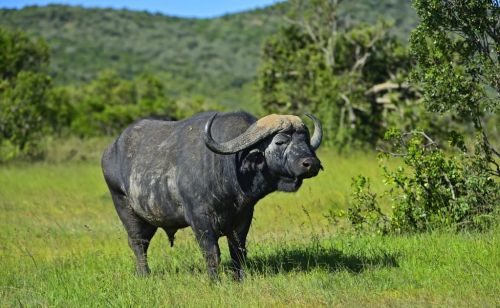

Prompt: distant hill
xmin=0 ymin=1 xmax=417 ymax=108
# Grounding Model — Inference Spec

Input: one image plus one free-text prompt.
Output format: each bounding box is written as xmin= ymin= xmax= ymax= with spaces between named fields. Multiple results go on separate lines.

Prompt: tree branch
xmin=443 ymin=173 xmax=456 ymax=200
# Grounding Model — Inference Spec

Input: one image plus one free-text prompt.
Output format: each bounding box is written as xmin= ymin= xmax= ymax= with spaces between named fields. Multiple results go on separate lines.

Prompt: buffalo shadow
xmin=241 ymin=241 xmax=399 ymax=275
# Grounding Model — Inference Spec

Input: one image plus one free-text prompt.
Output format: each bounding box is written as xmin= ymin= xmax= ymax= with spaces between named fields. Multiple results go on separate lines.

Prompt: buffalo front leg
xmin=192 ymin=226 xmax=221 ymax=281
xmin=227 ymin=230 xmax=249 ymax=281
xmin=227 ymin=207 xmax=253 ymax=281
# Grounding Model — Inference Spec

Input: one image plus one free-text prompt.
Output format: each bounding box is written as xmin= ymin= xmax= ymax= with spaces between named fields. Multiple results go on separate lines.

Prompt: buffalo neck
xmin=233 ymin=152 xmax=275 ymax=202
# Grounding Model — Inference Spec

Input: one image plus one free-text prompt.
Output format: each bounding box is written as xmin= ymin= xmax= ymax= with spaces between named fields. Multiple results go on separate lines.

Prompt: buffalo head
xmin=203 ymin=113 xmax=323 ymax=192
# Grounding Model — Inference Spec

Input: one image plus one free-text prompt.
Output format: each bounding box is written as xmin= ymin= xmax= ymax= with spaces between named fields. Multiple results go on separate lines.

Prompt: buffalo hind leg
xmin=111 ymin=192 xmax=157 ymax=276
xmin=192 ymin=226 xmax=220 ymax=281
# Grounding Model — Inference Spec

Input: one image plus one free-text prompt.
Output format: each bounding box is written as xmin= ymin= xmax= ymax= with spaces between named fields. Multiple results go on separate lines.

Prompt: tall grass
xmin=1 ymin=146 xmax=498 ymax=306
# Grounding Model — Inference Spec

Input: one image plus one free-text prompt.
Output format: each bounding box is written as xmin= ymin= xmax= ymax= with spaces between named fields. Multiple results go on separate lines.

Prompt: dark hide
xmin=101 ymin=111 xmax=321 ymax=280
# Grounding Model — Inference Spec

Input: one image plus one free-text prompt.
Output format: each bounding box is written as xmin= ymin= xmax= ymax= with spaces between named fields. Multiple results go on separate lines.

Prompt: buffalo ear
xmin=240 ymin=149 xmax=266 ymax=174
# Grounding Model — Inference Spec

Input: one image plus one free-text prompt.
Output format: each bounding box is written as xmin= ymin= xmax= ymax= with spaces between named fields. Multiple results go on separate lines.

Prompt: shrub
xmin=348 ymin=175 xmax=390 ymax=234
xmin=348 ymin=129 xmax=499 ymax=233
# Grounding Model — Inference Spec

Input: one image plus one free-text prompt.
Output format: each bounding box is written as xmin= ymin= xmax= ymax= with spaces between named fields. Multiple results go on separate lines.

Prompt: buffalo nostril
xmin=299 ymin=158 xmax=321 ymax=177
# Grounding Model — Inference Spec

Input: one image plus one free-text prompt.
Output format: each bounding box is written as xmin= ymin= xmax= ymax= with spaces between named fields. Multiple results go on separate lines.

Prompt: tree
xmin=257 ymin=0 xmax=414 ymax=147
xmin=0 ymin=28 xmax=51 ymax=159
xmin=0 ymin=28 xmax=49 ymax=80
xmin=410 ymin=0 xmax=500 ymax=175
xmin=70 ymin=70 xmax=177 ymax=137
xmin=45 ymin=86 xmax=75 ymax=136
xmin=346 ymin=0 xmax=499 ymax=233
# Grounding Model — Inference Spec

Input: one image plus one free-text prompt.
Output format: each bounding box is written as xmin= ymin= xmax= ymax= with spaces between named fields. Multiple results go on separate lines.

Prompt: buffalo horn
xmin=203 ymin=113 xmax=275 ymax=155
xmin=305 ymin=113 xmax=322 ymax=150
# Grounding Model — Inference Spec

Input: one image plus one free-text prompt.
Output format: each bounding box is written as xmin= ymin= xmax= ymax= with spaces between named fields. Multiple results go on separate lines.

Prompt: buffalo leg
xmin=111 ymin=192 xmax=157 ymax=276
xmin=227 ymin=232 xmax=247 ymax=281
xmin=227 ymin=207 xmax=253 ymax=281
xmin=192 ymin=226 xmax=220 ymax=281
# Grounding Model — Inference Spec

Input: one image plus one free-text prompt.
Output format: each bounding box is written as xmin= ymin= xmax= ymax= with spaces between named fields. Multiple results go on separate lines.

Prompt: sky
xmin=0 ymin=0 xmax=285 ymax=18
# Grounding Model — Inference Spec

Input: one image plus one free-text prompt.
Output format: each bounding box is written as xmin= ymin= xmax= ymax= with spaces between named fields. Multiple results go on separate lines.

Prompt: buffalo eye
xmin=274 ymin=134 xmax=291 ymax=146
xmin=275 ymin=138 xmax=291 ymax=146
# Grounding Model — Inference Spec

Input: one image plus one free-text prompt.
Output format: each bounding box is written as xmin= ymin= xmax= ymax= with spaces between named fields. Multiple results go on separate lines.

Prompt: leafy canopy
xmin=410 ymin=0 xmax=499 ymax=173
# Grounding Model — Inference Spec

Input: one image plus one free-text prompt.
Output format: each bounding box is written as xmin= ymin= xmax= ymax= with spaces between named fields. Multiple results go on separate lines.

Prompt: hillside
xmin=0 ymin=1 xmax=417 ymax=107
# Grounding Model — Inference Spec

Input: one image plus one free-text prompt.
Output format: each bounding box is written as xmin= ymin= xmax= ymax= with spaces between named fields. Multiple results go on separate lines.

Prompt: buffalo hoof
xmin=207 ymin=268 xmax=220 ymax=283
xmin=135 ymin=266 xmax=151 ymax=277
xmin=232 ymin=269 xmax=245 ymax=282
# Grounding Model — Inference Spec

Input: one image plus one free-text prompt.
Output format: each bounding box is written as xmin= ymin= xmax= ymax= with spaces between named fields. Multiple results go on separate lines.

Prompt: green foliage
xmin=258 ymin=5 xmax=414 ymax=146
xmin=58 ymin=70 xmax=224 ymax=137
xmin=0 ymin=28 xmax=52 ymax=160
xmin=45 ymin=86 xmax=76 ymax=136
xmin=0 ymin=5 xmax=284 ymax=109
xmin=349 ymin=130 xmax=499 ymax=233
xmin=0 ymin=27 xmax=49 ymax=80
xmin=0 ymin=71 xmax=51 ymax=148
xmin=0 ymin=28 xmax=221 ymax=161
xmin=0 ymin=27 xmax=227 ymax=156
xmin=68 ymin=70 xmax=176 ymax=137
xmin=347 ymin=0 xmax=500 ymax=233
xmin=348 ymin=175 xmax=390 ymax=234
xmin=384 ymin=130 xmax=498 ymax=232
xmin=0 ymin=2 xmax=417 ymax=110
xmin=174 ymin=95 xmax=224 ymax=120
xmin=410 ymin=0 xmax=500 ymax=174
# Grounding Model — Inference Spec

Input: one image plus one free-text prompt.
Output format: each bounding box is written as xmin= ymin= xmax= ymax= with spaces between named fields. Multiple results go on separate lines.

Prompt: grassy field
xmin=1 ymin=147 xmax=499 ymax=307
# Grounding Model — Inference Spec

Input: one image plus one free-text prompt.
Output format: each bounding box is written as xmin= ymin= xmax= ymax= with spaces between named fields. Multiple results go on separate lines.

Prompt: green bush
xmin=348 ymin=175 xmax=391 ymax=234
xmin=348 ymin=129 xmax=499 ymax=233
xmin=68 ymin=70 xmax=177 ymax=137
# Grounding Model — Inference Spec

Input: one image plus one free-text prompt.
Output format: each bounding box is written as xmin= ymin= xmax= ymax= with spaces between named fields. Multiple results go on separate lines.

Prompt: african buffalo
xmin=101 ymin=111 xmax=323 ymax=280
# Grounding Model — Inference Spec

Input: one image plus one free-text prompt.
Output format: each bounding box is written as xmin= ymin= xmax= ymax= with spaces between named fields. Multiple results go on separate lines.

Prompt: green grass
xmin=1 ymin=148 xmax=499 ymax=306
